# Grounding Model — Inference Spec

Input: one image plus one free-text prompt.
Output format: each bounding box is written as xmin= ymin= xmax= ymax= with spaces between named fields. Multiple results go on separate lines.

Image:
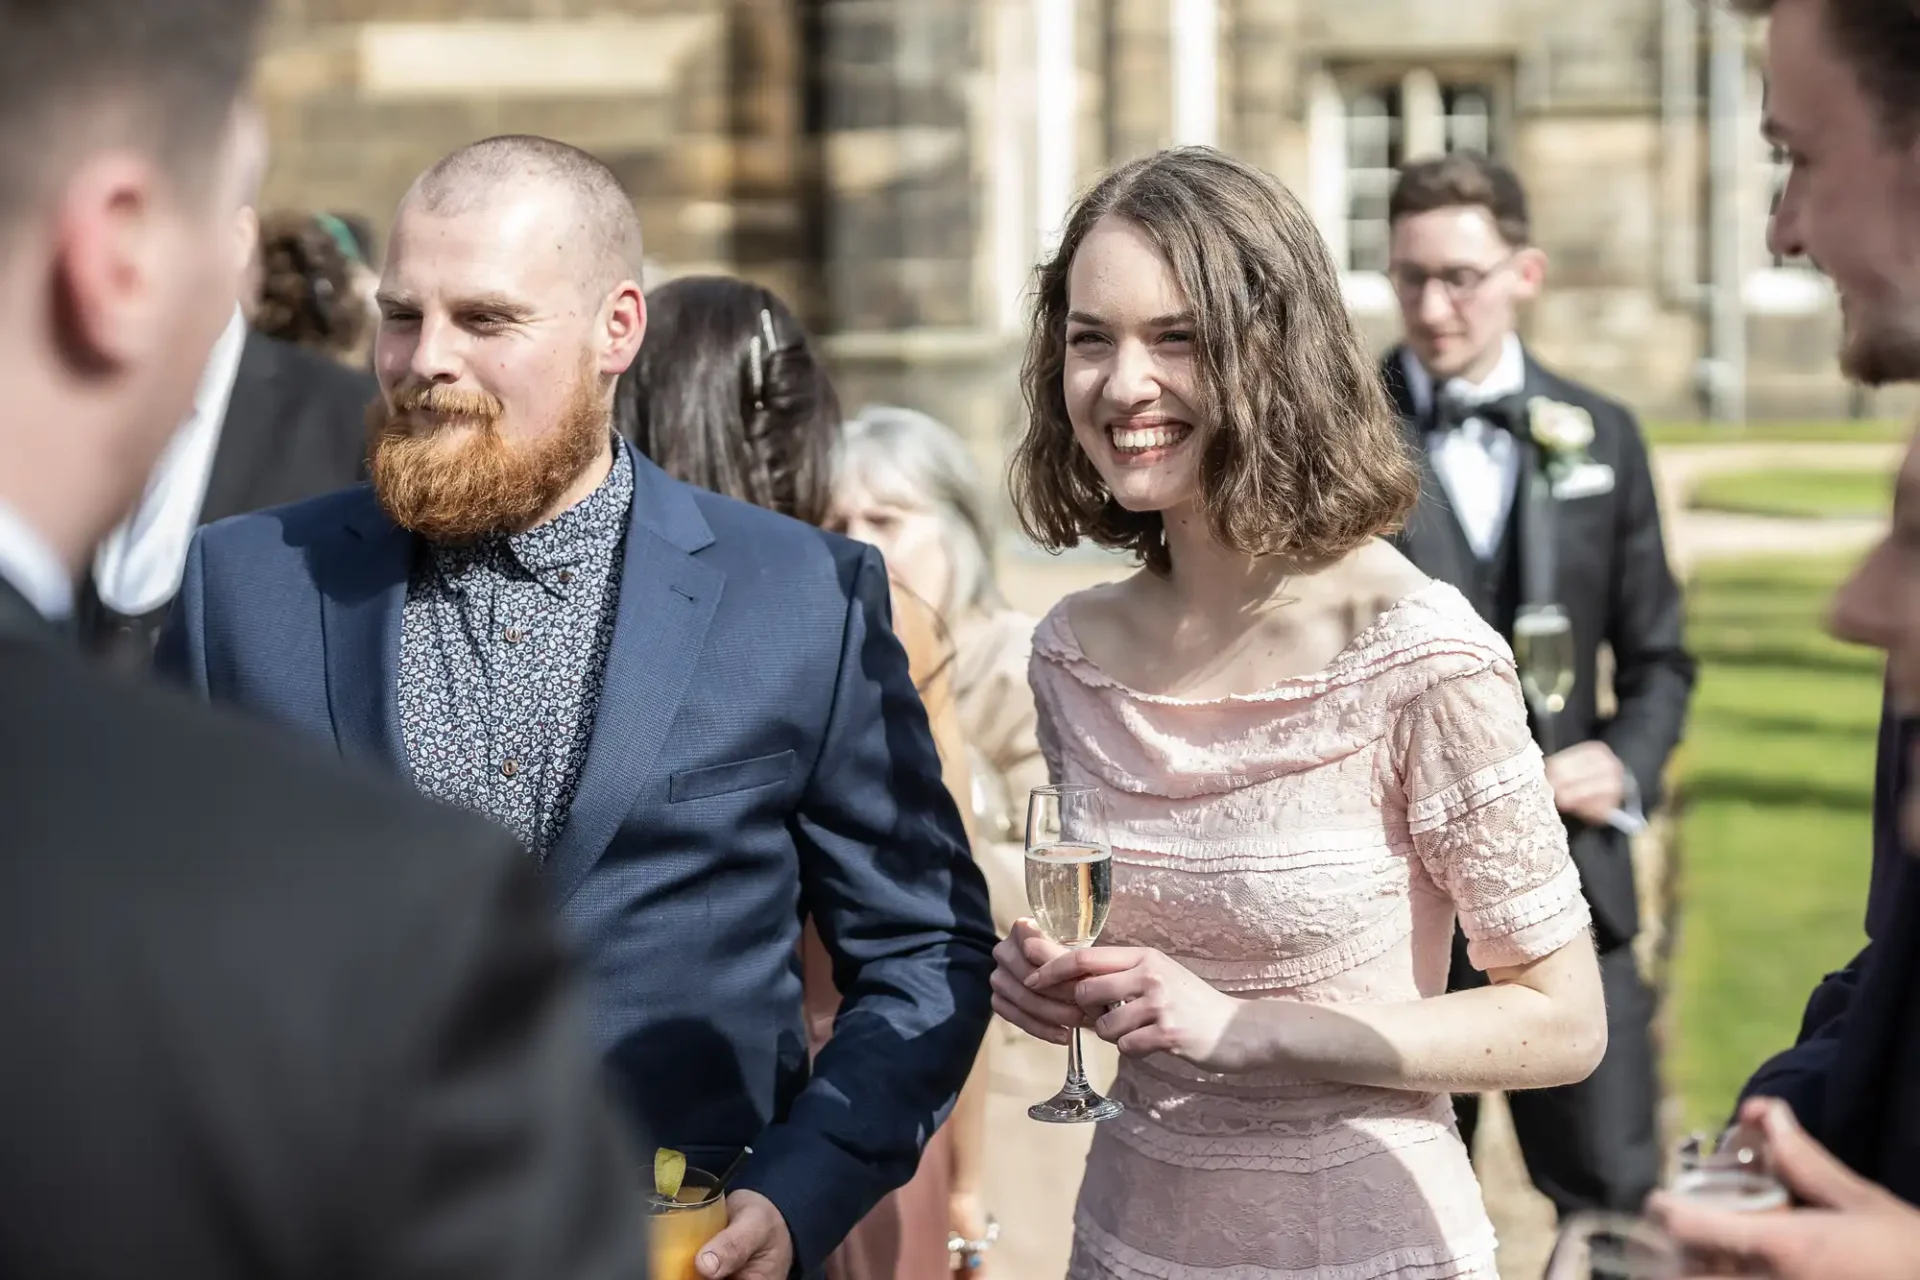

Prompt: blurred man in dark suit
xmin=1382 ymin=150 xmax=1696 ymax=1219
xmin=79 ymin=282 xmax=373 ymax=670
xmin=0 ymin=3 xmax=650 ymax=1276
xmin=1652 ymin=1 xmax=1920 ymax=1275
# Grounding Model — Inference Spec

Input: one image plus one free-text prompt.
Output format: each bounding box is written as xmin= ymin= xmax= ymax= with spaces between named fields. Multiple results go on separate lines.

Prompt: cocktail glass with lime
xmin=648 ymin=1149 xmax=729 ymax=1280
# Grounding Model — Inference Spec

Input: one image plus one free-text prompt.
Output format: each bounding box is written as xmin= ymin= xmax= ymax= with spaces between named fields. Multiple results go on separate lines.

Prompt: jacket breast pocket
xmin=668 ymin=750 xmax=797 ymax=804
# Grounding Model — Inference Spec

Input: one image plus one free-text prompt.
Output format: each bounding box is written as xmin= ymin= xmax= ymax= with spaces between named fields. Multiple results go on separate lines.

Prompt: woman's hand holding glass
xmin=990 ymin=921 xmax=1087 ymax=1042
xmin=995 ymin=929 xmax=1252 ymax=1073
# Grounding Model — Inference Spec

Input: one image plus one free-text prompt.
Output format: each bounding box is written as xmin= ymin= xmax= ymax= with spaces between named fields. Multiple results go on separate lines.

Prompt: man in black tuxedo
xmin=0 ymin=2 xmax=650 ymax=1276
xmin=79 ymin=299 xmax=373 ymax=671
xmin=1381 ymin=151 xmax=1696 ymax=1217
xmin=1652 ymin=2 xmax=1920 ymax=1273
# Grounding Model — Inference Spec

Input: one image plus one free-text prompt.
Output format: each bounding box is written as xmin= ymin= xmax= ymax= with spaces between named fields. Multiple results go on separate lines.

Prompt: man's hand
xmin=1545 ymin=741 xmax=1629 ymax=825
xmin=1647 ymin=1097 xmax=1920 ymax=1279
xmin=697 ymin=1189 xmax=794 ymax=1279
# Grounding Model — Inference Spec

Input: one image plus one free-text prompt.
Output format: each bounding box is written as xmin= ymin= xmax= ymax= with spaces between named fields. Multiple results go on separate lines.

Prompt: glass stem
xmin=1538 ymin=706 xmax=1557 ymax=757
xmin=1064 ymin=1026 xmax=1090 ymax=1096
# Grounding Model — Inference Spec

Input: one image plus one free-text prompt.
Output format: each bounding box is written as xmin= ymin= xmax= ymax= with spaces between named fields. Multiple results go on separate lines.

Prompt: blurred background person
xmin=1381 ymin=150 xmax=1694 ymax=1221
xmin=0 ymin=2 xmax=653 ymax=1276
xmin=830 ymin=403 xmax=1111 ymax=1280
xmin=80 ymin=203 xmax=373 ymax=671
xmin=253 ymin=208 xmax=375 ymax=367
xmin=622 ymin=275 xmax=999 ymax=1280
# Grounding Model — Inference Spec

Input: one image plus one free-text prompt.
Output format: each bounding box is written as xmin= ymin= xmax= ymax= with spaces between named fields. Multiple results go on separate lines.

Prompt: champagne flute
xmin=1513 ymin=603 xmax=1575 ymax=756
xmin=1024 ymin=783 xmax=1123 ymax=1124
xmin=1546 ymin=1213 xmax=1681 ymax=1280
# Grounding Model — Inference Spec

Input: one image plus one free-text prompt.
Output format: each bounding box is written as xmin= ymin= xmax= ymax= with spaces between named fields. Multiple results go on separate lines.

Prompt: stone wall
xmin=263 ymin=0 xmax=1894 ymax=459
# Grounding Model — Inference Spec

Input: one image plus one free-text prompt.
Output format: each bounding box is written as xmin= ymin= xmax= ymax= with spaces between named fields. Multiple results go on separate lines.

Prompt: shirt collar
xmin=194 ymin=307 xmax=249 ymax=422
xmin=0 ymin=499 xmax=75 ymax=621
xmin=1401 ymin=332 xmax=1526 ymax=420
xmin=431 ymin=441 xmax=634 ymax=588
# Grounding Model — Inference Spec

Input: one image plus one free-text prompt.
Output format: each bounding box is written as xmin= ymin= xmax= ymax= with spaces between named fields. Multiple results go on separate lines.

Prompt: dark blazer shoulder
xmin=1523 ymin=350 xmax=1641 ymax=431
xmin=248 ymin=330 xmax=376 ymax=404
xmin=675 ymin=472 xmax=874 ymax=586
xmin=199 ymin=482 xmax=379 ymax=551
xmin=4 ymin=641 xmax=505 ymax=878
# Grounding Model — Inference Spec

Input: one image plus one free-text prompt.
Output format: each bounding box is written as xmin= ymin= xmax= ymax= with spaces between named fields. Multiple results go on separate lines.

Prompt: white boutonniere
xmin=1527 ymin=397 xmax=1596 ymax=481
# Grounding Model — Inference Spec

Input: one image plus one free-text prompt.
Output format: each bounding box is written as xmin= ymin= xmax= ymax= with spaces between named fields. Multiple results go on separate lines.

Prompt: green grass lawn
xmin=1668 ymin=555 xmax=1882 ymax=1130
xmin=1645 ymin=419 xmax=1910 ymax=447
xmin=1687 ymin=467 xmax=1893 ymax=520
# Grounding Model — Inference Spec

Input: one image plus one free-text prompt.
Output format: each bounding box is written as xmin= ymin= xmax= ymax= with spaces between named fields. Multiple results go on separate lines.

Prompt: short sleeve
xmin=1394 ymin=664 xmax=1591 ymax=971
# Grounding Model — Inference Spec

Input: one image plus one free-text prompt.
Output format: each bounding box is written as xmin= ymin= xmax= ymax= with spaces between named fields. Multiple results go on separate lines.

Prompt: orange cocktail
xmin=648 ymin=1169 xmax=728 ymax=1280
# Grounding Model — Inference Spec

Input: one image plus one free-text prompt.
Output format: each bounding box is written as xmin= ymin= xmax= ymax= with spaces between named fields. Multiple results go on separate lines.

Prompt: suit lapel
xmin=0 ymin=575 xmax=61 ymax=648
xmin=543 ymin=445 xmax=723 ymax=908
xmin=318 ymin=493 xmax=411 ymax=771
xmin=199 ymin=333 xmax=280 ymax=527
xmin=1513 ymin=352 xmax=1560 ymax=609
xmin=1384 ymin=349 xmax=1479 ymax=588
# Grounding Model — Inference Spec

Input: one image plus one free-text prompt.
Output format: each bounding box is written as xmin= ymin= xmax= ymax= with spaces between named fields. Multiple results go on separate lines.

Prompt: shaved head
xmin=407 ymin=134 xmax=643 ymax=295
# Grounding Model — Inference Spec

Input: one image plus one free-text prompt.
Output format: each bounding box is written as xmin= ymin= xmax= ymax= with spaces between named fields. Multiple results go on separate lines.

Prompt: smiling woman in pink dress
xmin=987 ymin=147 xmax=1608 ymax=1280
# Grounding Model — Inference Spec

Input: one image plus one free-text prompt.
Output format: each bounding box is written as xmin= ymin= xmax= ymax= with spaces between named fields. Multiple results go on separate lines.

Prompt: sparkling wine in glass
xmin=1514 ymin=603 xmax=1575 ymax=754
xmin=1024 ymin=784 xmax=1123 ymax=1124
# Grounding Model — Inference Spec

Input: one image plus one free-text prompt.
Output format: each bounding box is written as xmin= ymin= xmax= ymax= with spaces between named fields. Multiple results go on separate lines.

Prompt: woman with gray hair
xmin=832 ymin=404 xmax=1113 ymax=1280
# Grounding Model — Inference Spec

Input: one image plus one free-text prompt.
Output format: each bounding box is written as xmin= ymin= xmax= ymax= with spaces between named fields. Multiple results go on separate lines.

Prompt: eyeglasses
xmin=1386 ymin=253 xmax=1520 ymax=303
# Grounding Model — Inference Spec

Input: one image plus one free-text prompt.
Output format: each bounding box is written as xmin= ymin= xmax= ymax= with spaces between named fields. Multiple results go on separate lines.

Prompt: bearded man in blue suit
xmin=157 ymin=135 xmax=995 ymax=1280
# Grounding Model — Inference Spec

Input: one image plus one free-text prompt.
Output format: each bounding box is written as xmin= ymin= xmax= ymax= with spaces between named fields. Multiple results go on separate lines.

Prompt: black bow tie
xmin=1430 ymin=392 xmax=1528 ymax=437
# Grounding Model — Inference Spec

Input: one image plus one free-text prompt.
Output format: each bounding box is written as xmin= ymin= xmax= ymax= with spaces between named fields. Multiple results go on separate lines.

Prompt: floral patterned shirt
xmin=398 ymin=446 xmax=632 ymax=859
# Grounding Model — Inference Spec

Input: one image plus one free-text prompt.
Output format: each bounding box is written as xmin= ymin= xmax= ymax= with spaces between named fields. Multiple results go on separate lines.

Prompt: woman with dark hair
xmin=620 ymin=275 xmax=996 ymax=1280
xmin=620 ymin=277 xmax=834 ymax=526
xmin=986 ymin=148 xmax=1608 ymax=1279
xmin=253 ymin=209 xmax=374 ymax=367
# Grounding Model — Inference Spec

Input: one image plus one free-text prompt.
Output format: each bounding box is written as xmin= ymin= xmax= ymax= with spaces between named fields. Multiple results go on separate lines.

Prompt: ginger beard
xmin=367 ymin=357 xmax=610 ymax=544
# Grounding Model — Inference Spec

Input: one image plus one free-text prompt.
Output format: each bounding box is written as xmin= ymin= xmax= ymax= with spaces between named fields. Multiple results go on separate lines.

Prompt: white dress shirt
xmin=1400 ymin=333 xmax=1526 ymax=560
xmin=0 ymin=499 xmax=76 ymax=621
xmin=91 ymin=307 xmax=247 ymax=616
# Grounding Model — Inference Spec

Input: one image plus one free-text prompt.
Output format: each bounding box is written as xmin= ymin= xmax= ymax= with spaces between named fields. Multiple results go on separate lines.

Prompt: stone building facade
xmin=257 ymin=0 xmax=1904 ymax=484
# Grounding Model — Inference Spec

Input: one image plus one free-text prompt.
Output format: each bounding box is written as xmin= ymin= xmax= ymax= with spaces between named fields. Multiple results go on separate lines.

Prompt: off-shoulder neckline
xmin=1039 ymin=579 xmax=1488 ymax=707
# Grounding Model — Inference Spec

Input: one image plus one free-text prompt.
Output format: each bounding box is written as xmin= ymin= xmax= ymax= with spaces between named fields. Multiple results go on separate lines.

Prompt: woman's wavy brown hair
xmin=253 ymin=209 xmax=368 ymax=360
xmin=1010 ymin=146 xmax=1418 ymax=574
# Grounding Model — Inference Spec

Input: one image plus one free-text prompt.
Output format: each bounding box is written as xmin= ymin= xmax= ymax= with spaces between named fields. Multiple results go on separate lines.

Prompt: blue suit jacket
xmin=156 ymin=443 xmax=998 ymax=1271
xmin=1739 ymin=682 xmax=1920 ymax=1201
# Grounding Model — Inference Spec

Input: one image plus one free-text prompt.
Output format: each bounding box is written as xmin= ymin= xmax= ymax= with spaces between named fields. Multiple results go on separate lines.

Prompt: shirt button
xmin=503 ymin=627 xmax=524 ymax=644
xmin=500 ymin=758 xmax=520 ymax=779
xmin=557 ymin=569 xmax=574 ymax=585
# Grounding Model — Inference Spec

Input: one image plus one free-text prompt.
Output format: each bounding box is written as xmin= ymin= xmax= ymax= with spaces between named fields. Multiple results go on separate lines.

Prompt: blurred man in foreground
xmin=0 ymin=3 xmax=650 ymax=1275
xmin=1651 ymin=0 xmax=1920 ymax=1274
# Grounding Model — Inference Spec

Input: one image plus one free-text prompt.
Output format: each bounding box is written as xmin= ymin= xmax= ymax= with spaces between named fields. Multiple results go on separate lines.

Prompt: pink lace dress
xmin=1030 ymin=581 xmax=1590 ymax=1280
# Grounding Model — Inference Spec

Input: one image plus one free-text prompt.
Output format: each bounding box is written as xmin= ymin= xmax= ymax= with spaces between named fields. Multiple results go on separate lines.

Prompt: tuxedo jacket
xmin=1741 ymin=688 xmax=1920 ymax=1200
xmin=0 ymin=578 xmax=651 ymax=1279
xmin=1383 ymin=345 xmax=1696 ymax=946
xmin=155 ymin=441 xmax=998 ymax=1274
xmin=78 ymin=331 xmax=373 ymax=661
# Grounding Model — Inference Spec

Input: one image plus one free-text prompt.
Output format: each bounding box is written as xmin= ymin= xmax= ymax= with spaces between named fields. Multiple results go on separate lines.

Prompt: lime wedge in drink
xmin=654 ymin=1147 xmax=687 ymax=1202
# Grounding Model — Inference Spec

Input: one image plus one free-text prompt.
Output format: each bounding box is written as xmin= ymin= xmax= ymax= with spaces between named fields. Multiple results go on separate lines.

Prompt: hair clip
xmin=748 ymin=309 xmax=778 ymax=412
xmin=748 ymin=335 xmax=766 ymax=411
